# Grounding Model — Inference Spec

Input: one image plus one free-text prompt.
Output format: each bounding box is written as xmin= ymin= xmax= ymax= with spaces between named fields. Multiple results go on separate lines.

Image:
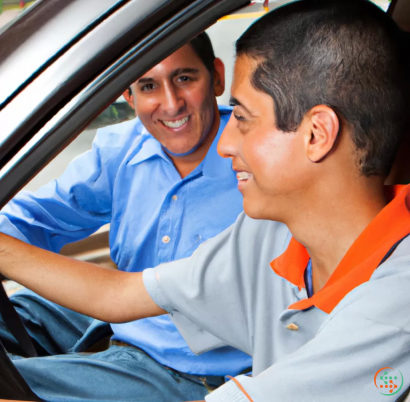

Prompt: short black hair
xmin=189 ymin=32 xmax=216 ymax=74
xmin=236 ymin=0 xmax=409 ymax=176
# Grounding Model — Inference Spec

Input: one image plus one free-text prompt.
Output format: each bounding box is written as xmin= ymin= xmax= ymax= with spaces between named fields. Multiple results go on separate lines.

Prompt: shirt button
xmin=162 ymin=235 xmax=171 ymax=244
xmin=172 ymin=195 xmax=178 ymax=201
xmin=286 ymin=323 xmax=299 ymax=331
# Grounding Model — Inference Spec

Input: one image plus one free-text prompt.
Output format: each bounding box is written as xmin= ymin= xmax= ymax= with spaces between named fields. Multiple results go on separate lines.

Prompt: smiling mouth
xmin=160 ymin=115 xmax=190 ymax=129
xmin=236 ymin=171 xmax=252 ymax=181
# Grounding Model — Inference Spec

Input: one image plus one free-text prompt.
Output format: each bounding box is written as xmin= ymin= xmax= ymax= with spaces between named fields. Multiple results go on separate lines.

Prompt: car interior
xmin=0 ymin=0 xmax=409 ymax=400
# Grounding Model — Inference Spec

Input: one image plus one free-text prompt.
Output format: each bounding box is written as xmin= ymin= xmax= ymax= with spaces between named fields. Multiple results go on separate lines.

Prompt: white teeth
xmin=237 ymin=171 xmax=251 ymax=181
xmin=161 ymin=116 xmax=189 ymax=129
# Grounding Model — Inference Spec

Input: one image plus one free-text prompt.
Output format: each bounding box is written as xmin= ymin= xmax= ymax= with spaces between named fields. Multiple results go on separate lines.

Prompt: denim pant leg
xmin=14 ymin=345 xmax=209 ymax=402
xmin=0 ymin=288 xmax=96 ymax=356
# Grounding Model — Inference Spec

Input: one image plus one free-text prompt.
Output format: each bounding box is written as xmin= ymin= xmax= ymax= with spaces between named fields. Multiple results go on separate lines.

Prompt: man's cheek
xmin=137 ymin=109 xmax=154 ymax=124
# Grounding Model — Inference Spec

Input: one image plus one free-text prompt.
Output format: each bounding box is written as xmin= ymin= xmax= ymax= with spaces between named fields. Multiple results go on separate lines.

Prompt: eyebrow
xmin=137 ymin=68 xmax=200 ymax=85
xmin=229 ymin=96 xmax=252 ymax=115
xmin=137 ymin=77 xmax=154 ymax=85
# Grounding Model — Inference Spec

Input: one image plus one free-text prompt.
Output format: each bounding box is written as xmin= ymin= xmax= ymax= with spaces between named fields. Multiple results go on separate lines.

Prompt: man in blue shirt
xmin=0 ymin=33 xmax=250 ymax=401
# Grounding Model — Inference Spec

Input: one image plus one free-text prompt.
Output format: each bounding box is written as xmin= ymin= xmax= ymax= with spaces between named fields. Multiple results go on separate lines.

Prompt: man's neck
xmin=169 ymin=110 xmax=221 ymax=179
xmin=286 ymin=176 xmax=387 ymax=294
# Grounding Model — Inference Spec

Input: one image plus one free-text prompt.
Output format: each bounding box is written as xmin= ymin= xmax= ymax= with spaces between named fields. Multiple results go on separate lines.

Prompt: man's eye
xmin=141 ymin=83 xmax=155 ymax=91
xmin=177 ymin=76 xmax=191 ymax=82
xmin=234 ymin=114 xmax=246 ymax=122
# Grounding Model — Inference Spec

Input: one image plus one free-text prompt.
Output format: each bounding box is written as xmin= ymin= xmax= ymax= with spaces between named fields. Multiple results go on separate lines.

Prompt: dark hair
xmin=236 ymin=0 xmax=409 ymax=176
xmin=189 ymin=32 xmax=216 ymax=74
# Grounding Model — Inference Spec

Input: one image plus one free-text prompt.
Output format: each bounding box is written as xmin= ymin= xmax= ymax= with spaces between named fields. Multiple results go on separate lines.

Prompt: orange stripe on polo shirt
xmin=270 ymin=185 xmax=410 ymax=314
xmin=226 ymin=376 xmax=254 ymax=402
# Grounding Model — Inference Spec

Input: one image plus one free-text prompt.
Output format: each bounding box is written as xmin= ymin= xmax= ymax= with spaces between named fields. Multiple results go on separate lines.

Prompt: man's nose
xmin=161 ymin=84 xmax=184 ymax=115
xmin=217 ymin=114 xmax=240 ymax=160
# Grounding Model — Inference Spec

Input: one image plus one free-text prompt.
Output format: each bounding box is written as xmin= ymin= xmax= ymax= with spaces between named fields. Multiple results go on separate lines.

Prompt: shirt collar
xmin=128 ymin=125 xmax=169 ymax=166
xmin=202 ymin=107 xmax=233 ymax=179
xmin=270 ymin=184 xmax=410 ymax=314
xmin=127 ymin=107 xmax=233 ymax=179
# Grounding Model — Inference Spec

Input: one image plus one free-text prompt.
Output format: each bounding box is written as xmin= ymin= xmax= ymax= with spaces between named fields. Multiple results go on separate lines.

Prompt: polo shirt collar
xmin=271 ymin=185 xmax=410 ymax=314
xmin=128 ymin=110 xmax=233 ymax=179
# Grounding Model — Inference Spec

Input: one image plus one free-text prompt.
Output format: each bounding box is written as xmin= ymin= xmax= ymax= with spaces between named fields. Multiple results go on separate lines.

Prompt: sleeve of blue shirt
xmin=0 ymin=119 xmax=139 ymax=252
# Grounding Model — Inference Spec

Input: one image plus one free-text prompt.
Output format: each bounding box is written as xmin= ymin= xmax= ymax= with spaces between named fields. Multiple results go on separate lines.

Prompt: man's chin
xmin=243 ymin=198 xmax=277 ymax=221
xmin=161 ymin=135 xmax=205 ymax=157
xmin=243 ymin=202 xmax=264 ymax=220
xmin=162 ymin=143 xmax=200 ymax=157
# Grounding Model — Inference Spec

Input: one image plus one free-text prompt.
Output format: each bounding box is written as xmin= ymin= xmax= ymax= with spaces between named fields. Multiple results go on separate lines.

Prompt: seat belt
xmin=0 ymin=280 xmax=38 ymax=357
xmin=0 ymin=339 xmax=43 ymax=401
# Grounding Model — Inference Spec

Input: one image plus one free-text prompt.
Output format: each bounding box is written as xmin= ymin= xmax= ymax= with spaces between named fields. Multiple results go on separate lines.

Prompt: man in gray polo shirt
xmin=0 ymin=0 xmax=409 ymax=401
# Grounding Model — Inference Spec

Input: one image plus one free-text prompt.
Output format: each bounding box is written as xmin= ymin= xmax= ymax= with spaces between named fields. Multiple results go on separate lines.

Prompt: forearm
xmin=0 ymin=233 xmax=165 ymax=322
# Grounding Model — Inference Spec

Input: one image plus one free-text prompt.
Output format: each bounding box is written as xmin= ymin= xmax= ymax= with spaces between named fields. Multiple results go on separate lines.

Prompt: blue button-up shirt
xmin=0 ymin=106 xmax=251 ymax=375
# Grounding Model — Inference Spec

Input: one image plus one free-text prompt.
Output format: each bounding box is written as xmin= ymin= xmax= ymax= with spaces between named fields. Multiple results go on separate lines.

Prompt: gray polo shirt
xmin=143 ymin=212 xmax=410 ymax=401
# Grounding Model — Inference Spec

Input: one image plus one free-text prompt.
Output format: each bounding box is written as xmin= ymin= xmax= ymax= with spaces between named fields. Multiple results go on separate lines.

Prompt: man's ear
xmin=123 ymin=87 xmax=135 ymax=110
xmin=305 ymin=105 xmax=340 ymax=163
xmin=213 ymin=58 xmax=225 ymax=97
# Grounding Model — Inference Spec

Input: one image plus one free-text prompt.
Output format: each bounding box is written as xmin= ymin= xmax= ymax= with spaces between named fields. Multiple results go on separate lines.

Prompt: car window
xmin=0 ymin=1 xmax=35 ymax=28
xmin=24 ymin=96 xmax=134 ymax=192
xmin=5 ymin=8 xmax=259 ymax=268
xmin=22 ymin=15 xmax=259 ymax=193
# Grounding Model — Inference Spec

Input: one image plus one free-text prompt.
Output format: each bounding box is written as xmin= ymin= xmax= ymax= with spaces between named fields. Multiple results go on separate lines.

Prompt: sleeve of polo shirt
xmin=0 ymin=119 xmax=138 ymax=252
xmin=205 ymin=247 xmax=410 ymax=402
xmin=143 ymin=213 xmax=291 ymax=356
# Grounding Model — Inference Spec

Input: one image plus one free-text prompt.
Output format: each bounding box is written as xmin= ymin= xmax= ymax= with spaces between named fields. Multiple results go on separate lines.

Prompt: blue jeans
xmin=0 ymin=289 xmax=208 ymax=402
